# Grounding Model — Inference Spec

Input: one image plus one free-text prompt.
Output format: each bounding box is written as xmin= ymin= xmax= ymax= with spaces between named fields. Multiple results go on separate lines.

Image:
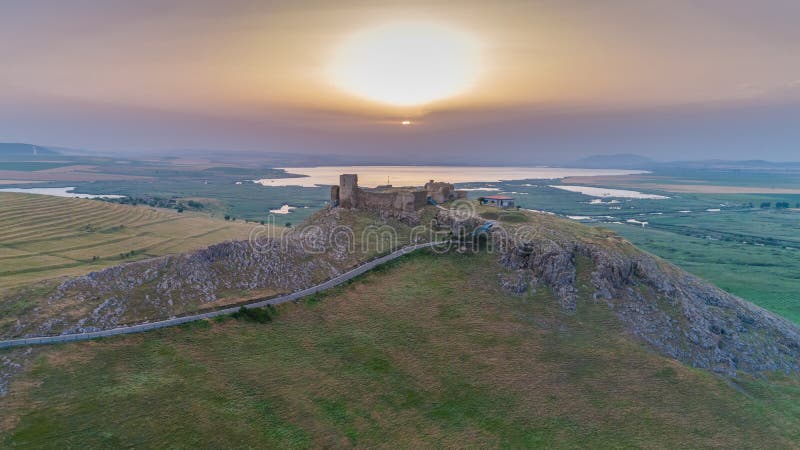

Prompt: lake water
xmin=0 ymin=187 xmax=124 ymax=199
xmin=549 ymin=185 xmax=668 ymax=199
xmin=254 ymin=166 xmax=647 ymax=188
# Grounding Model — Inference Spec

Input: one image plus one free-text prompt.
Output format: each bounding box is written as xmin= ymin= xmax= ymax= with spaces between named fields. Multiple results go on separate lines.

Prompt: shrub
xmin=232 ymin=306 xmax=272 ymax=323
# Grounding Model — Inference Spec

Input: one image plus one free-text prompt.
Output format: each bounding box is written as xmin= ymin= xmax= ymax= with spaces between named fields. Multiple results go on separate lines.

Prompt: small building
xmin=482 ymin=195 xmax=515 ymax=208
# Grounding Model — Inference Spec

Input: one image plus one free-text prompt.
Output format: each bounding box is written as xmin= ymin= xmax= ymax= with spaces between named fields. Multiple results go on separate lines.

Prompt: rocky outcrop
xmin=496 ymin=227 xmax=800 ymax=377
xmin=30 ymin=238 xmax=337 ymax=337
xmin=5 ymin=208 xmax=424 ymax=339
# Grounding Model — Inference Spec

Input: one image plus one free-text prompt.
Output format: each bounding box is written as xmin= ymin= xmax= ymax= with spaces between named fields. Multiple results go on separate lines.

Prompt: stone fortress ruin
xmin=330 ymin=174 xmax=468 ymax=212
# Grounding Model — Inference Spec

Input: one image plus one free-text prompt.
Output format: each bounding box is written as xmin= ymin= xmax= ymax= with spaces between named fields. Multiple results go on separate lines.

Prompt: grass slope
xmin=0 ymin=193 xmax=257 ymax=290
xmin=2 ymin=250 xmax=798 ymax=447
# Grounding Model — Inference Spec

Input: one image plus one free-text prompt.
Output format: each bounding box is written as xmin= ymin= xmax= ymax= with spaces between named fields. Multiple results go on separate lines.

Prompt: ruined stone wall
xmin=411 ymin=191 xmax=428 ymax=209
xmin=330 ymin=185 xmax=340 ymax=205
xmin=358 ymin=191 xmax=406 ymax=211
xmin=353 ymin=191 xmax=425 ymax=212
xmin=331 ymin=175 xmax=464 ymax=211
xmin=425 ymin=180 xmax=467 ymax=203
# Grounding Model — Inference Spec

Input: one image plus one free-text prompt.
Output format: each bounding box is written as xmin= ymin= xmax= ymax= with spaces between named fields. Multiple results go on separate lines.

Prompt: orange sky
xmin=4 ymin=1 xmax=800 ymax=118
xmin=1 ymin=1 xmax=800 ymax=160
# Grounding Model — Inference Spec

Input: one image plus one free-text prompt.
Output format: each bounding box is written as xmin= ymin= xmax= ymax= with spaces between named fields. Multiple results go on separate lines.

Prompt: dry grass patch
xmin=0 ymin=193 xmax=260 ymax=290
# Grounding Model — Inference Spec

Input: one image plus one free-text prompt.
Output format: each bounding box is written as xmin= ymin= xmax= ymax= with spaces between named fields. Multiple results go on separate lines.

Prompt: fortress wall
xmin=425 ymin=181 xmax=457 ymax=203
xmin=358 ymin=191 xmax=403 ymax=211
xmin=330 ymin=185 xmax=340 ymax=205
xmin=390 ymin=191 xmax=428 ymax=212
xmin=332 ymin=175 xmax=463 ymax=212
xmin=412 ymin=191 xmax=428 ymax=209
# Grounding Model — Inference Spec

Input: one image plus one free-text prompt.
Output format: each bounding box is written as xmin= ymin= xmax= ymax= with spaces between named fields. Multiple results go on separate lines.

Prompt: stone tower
xmin=338 ymin=174 xmax=359 ymax=209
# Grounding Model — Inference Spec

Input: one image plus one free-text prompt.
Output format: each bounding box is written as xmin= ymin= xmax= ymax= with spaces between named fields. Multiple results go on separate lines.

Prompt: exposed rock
xmin=29 ymin=239 xmax=335 ymax=337
xmin=435 ymin=209 xmax=481 ymax=240
xmin=498 ymin=271 xmax=536 ymax=295
xmin=495 ymin=226 xmax=800 ymax=377
xmin=0 ymin=348 xmax=32 ymax=396
xmin=5 ymin=207 xmax=422 ymax=339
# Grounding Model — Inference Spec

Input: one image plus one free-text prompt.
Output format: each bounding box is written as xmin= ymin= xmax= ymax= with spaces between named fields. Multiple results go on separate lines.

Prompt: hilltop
xmin=3 ymin=203 xmax=799 ymax=376
xmin=0 ymin=143 xmax=60 ymax=158
xmin=1 ymin=202 xmax=799 ymax=446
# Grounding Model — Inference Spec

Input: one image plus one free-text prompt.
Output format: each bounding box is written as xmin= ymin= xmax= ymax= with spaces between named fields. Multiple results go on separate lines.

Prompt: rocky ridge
xmin=491 ymin=217 xmax=800 ymax=377
xmin=5 ymin=208 xmax=422 ymax=339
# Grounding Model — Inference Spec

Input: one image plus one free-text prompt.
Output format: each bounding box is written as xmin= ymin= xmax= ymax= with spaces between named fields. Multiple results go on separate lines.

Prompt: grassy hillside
xmin=2 ymin=250 xmax=798 ymax=447
xmin=0 ymin=193 xmax=258 ymax=290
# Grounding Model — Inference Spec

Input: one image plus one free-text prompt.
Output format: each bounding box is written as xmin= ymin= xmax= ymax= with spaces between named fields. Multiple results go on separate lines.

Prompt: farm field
xmin=79 ymin=179 xmax=328 ymax=224
xmin=0 ymin=193 xmax=259 ymax=290
xmin=2 ymin=250 xmax=799 ymax=447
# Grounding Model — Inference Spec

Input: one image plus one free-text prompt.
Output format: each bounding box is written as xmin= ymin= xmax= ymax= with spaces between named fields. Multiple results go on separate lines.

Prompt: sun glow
xmin=328 ymin=22 xmax=481 ymax=107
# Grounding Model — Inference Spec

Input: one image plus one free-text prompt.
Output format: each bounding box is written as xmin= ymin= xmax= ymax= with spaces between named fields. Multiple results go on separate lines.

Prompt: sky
xmin=1 ymin=0 xmax=800 ymax=163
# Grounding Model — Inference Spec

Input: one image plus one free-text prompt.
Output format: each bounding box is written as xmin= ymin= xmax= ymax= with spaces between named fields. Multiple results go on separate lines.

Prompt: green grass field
xmin=2 ymin=250 xmax=799 ymax=447
xmin=77 ymin=180 xmax=329 ymax=224
xmin=0 ymin=193 xmax=258 ymax=290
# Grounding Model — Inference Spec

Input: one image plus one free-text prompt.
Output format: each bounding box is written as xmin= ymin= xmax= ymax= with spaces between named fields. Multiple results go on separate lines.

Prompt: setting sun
xmin=327 ymin=22 xmax=481 ymax=107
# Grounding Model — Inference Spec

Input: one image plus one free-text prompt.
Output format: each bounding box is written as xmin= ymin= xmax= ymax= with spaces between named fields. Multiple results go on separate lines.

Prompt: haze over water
xmin=256 ymin=166 xmax=647 ymax=188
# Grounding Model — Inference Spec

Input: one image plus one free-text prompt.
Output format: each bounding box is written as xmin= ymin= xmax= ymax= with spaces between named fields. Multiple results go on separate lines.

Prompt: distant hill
xmin=0 ymin=143 xmax=60 ymax=158
xmin=569 ymin=153 xmax=656 ymax=169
